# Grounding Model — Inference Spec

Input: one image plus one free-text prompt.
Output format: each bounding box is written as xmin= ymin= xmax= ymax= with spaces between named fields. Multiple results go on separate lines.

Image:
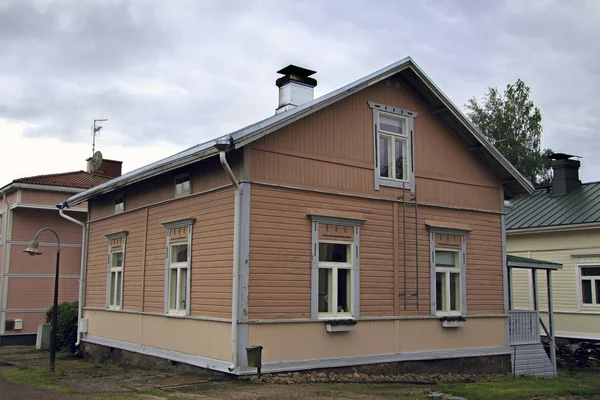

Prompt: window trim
xmin=105 ymin=230 xmax=128 ymax=310
xmin=174 ymin=173 xmax=192 ymax=197
xmin=167 ymin=243 xmax=189 ymax=315
xmin=577 ymin=264 xmax=600 ymax=311
xmin=162 ymin=218 xmax=195 ymax=316
xmin=434 ymin=248 xmax=462 ymax=316
xmin=108 ymin=250 xmax=124 ymax=310
xmin=369 ymin=101 xmax=418 ymax=192
xmin=428 ymin=227 xmax=468 ymax=316
xmin=309 ymin=214 xmax=364 ymax=320
xmin=0 ymin=213 xmax=3 ymax=242
xmin=317 ymin=240 xmax=354 ymax=319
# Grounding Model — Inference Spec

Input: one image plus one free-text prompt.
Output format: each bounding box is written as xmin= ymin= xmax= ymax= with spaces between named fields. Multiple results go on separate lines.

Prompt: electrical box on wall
xmin=14 ymin=319 xmax=23 ymax=330
xmin=4 ymin=320 xmax=15 ymax=330
xmin=79 ymin=318 xmax=88 ymax=334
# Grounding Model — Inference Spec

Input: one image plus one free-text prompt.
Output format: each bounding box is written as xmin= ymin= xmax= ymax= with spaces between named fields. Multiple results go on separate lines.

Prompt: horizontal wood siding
xmin=4 ymin=312 xmax=46 ymax=335
xmin=251 ymin=78 xmax=501 ymax=212
xmin=249 ymin=185 xmax=504 ymax=320
xmin=20 ymin=189 xmax=80 ymax=207
xmin=6 ymin=277 xmax=79 ymax=309
xmin=86 ymin=187 xmax=234 ymax=319
xmin=10 ymin=208 xmax=85 ymax=244
xmin=9 ymin=245 xmax=82 ymax=275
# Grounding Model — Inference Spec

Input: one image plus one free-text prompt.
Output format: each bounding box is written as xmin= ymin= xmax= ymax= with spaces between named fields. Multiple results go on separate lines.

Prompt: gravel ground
xmin=0 ymin=377 xmax=86 ymax=400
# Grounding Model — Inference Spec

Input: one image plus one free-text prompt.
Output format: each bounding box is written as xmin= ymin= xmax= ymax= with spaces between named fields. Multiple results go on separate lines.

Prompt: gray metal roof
xmin=507 ymin=254 xmax=562 ymax=270
xmin=506 ymin=182 xmax=600 ymax=231
xmin=62 ymin=57 xmax=534 ymax=208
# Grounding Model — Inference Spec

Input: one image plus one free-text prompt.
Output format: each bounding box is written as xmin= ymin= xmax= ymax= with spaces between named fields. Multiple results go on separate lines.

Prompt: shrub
xmin=45 ymin=301 xmax=79 ymax=356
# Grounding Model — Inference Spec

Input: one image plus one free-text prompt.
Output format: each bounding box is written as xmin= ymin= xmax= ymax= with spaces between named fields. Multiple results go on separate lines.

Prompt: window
xmin=108 ymin=251 xmax=123 ymax=309
xmin=369 ymin=102 xmax=417 ymax=191
xmin=175 ymin=174 xmax=191 ymax=196
xmin=435 ymin=250 xmax=461 ymax=314
xmin=318 ymin=242 xmax=353 ymax=317
xmin=580 ymin=266 xmax=600 ymax=306
xmin=168 ymin=243 xmax=189 ymax=314
xmin=114 ymin=196 xmax=124 ymax=214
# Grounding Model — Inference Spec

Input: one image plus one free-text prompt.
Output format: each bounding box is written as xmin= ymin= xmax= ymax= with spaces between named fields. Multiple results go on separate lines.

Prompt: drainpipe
xmin=0 ymin=193 xmax=9 ymax=333
xmin=215 ymin=140 xmax=241 ymax=372
xmin=57 ymin=205 xmax=87 ymax=346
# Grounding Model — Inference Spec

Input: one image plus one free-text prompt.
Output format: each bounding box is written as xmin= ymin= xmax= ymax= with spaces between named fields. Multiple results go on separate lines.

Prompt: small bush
xmin=45 ymin=301 xmax=79 ymax=356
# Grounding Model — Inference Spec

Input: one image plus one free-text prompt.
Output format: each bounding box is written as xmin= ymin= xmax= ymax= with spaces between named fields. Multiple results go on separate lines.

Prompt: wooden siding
xmin=89 ymin=153 xmax=241 ymax=221
xmin=11 ymin=208 xmax=85 ymax=244
xmin=85 ymin=187 xmax=234 ymax=318
xmin=6 ymin=277 xmax=79 ymax=309
xmin=251 ymin=79 xmax=501 ymax=212
xmin=248 ymin=317 xmax=505 ymax=363
xmin=20 ymin=189 xmax=79 ymax=207
xmin=9 ymin=244 xmax=81 ymax=275
xmin=4 ymin=312 xmax=46 ymax=335
xmin=248 ymin=184 xmax=504 ymax=320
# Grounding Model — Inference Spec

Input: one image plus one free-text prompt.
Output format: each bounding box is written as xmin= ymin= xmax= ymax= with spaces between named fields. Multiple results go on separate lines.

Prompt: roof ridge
xmin=14 ymin=170 xmax=88 ymax=182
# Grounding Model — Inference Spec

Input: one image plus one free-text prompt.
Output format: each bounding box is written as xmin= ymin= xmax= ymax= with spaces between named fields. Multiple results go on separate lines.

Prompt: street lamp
xmin=23 ymin=228 xmax=60 ymax=373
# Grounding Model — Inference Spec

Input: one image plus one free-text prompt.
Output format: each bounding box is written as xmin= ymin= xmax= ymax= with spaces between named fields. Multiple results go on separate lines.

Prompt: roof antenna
xmin=92 ymin=119 xmax=108 ymax=156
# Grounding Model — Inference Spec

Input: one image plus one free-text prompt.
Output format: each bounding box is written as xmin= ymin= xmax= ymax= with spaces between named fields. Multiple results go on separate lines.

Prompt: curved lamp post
xmin=23 ymin=228 xmax=60 ymax=373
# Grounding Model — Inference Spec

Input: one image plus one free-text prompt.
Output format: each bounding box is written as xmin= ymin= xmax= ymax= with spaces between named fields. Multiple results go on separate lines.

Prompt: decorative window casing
xmin=162 ymin=218 xmax=195 ymax=316
xmin=105 ymin=231 xmax=128 ymax=310
xmin=309 ymin=213 xmax=365 ymax=320
xmin=579 ymin=266 xmax=600 ymax=309
xmin=0 ymin=213 xmax=3 ymax=242
xmin=428 ymin=225 xmax=468 ymax=316
xmin=114 ymin=195 xmax=124 ymax=214
xmin=174 ymin=174 xmax=191 ymax=197
xmin=369 ymin=102 xmax=418 ymax=192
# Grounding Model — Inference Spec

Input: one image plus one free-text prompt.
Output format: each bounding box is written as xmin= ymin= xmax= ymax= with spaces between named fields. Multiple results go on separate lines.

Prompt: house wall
xmin=20 ymin=190 xmax=86 ymax=209
xmin=507 ymin=228 xmax=600 ymax=340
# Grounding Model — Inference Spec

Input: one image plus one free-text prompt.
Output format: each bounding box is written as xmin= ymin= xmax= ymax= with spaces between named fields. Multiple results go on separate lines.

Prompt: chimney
xmin=550 ymin=153 xmax=581 ymax=196
xmin=86 ymin=158 xmax=123 ymax=178
xmin=275 ymin=65 xmax=317 ymax=114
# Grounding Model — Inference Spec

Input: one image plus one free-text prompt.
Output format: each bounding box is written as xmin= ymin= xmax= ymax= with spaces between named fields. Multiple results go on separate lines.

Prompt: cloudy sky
xmin=0 ymin=0 xmax=598 ymax=187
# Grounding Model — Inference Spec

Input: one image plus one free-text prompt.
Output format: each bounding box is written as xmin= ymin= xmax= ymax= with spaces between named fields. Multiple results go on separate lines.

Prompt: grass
xmin=440 ymin=369 xmax=600 ymax=400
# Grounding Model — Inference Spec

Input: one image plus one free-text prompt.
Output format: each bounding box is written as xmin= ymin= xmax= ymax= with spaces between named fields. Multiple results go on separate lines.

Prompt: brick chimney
xmin=550 ymin=153 xmax=581 ymax=196
xmin=275 ymin=65 xmax=317 ymax=114
xmin=86 ymin=158 xmax=123 ymax=178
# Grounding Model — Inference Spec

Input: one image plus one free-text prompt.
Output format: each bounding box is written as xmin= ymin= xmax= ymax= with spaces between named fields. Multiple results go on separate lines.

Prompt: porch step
xmin=511 ymin=343 xmax=556 ymax=378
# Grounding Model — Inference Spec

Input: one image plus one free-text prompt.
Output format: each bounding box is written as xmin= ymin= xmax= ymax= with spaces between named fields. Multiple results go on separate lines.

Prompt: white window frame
xmin=167 ymin=243 xmax=189 ymax=315
xmin=578 ymin=264 xmax=600 ymax=311
xmin=114 ymin=195 xmax=124 ymax=214
xmin=108 ymin=251 xmax=124 ymax=310
xmin=309 ymin=214 xmax=365 ymax=321
xmin=428 ymin=227 xmax=468 ymax=316
xmin=0 ymin=213 xmax=3 ymax=242
xmin=105 ymin=231 xmax=128 ymax=310
xmin=369 ymin=101 xmax=418 ymax=192
xmin=318 ymin=240 xmax=354 ymax=319
xmin=174 ymin=173 xmax=191 ymax=197
xmin=161 ymin=218 xmax=195 ymax=316
xmin=434 ymin=248 xmax=462 ymax=316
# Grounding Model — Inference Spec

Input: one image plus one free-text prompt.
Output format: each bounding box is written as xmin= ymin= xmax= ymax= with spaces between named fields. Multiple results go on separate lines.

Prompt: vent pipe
xmin=275 ymin=65 xmax=317 ymax=114
xmin=550 ymin=153 xmax=581 ymax=196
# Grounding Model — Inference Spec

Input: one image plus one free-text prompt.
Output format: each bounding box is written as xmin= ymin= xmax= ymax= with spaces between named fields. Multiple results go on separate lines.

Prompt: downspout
xmin=0 ymin=193 xmax=9 ymax=334
xmin=217 ymin=148 xmax=241 ymax=372
xmin=57 ymin=205 xmax=87 ymax=346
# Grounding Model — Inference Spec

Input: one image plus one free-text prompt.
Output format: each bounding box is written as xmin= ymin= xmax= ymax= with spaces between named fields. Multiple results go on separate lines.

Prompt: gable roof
xmin=506 ymin=182 xmax=600 ymax=231
xmin=62 ymin=57 xmax=534 ymax=208
xmin=0 ymin=170 xmax=112 ymax=193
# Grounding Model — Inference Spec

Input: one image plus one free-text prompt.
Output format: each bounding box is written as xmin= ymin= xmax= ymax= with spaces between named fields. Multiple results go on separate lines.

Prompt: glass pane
xmin=596 ymin=280 xmax=600 ymax=305
xmin=582 ymin=280 xmax=592 ymax=304
xmin=171 ymin=244 xmax=188 ymax=263
xmin=319 ymin=243 xmax=349 ymax=263
xmin=318 ymin=268 xmax=332 ymax=313
xmin=450 ymin=272 xmax=461 ymax=311
xmin=337 ymin=269 xmax=351 ymax=313
xmin=394 ymin=138 xmax=408 ymax=180
xmin=182 ymin=179 xmax=190 ymax=193
xmin=379 ymin=136 xmax=391 ymax=178
xmin=436 ymin=251 xmax=457 ymax=268
xmin=112 ymin=252 xmax=123 ymax=268
xmin=169 ymin=269 xmax=177 ymax=310
xmin=109 ymin=271 xmax=116 ymax=306
xmin=115 ymin=271 xmax=122 ymax=306
xmin=379 ymin=115 xmax=404 ymax=135
xmin=581 ymin=267 xmax=600 ymax=276
xmin=436 ymin=272 xmax=446 ymax=311
xmin=179 ymin=268 xmax=188 ymax=311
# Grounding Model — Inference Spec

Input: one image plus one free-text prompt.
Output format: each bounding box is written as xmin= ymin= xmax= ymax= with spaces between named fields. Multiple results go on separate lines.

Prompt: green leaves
xmin=467 ymin=79 xmax=552 ymax=187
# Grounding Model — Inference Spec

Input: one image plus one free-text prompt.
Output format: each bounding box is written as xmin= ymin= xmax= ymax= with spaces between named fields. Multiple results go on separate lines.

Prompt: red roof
xmin=12 ymin=170 xmax=112 ymax=189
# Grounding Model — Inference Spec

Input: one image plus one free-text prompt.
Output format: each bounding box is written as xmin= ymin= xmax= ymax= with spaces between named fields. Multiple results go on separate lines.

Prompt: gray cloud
xmin=0 ymin=0 xmax=599 ymax=181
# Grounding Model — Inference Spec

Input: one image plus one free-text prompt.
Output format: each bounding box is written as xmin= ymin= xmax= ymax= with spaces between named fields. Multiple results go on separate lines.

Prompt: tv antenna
xmin=92 ymin=119 xmax=108 ymax=155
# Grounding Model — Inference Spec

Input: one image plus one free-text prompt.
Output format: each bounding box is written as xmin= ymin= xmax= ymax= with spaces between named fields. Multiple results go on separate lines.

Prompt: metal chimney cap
xmin=276 ymin=65 xmax=317 ymax=88
xmin=277 ymin=65 xmax=316 ymax=77
xmin=548 ymin=153 xmax=581 ymax=160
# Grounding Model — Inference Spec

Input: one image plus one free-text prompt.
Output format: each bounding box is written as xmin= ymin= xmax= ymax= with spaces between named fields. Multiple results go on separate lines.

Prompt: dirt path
xmin=0 ymin=376 xmax=87 ymax=400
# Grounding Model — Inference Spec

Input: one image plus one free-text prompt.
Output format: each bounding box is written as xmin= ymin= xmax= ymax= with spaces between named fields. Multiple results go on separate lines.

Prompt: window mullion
xmin=592 ymin=277 xmax=597 ymax=305
xmin=445 ymin=270 xmax=451 ymax=312
xmin=176 ymin=267 xmax=181 ymax=311
xmin=332 ymin=267 xmax=339 ymax=314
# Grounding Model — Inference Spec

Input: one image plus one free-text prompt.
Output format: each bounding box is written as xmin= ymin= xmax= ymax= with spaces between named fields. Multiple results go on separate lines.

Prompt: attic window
xmin=175 ymin=174 xmax=191 ymax=197
xmin=114 ymin=196 xmax=124 ymax=214
xmin=369 ymin=102 xmax=418 ymax=192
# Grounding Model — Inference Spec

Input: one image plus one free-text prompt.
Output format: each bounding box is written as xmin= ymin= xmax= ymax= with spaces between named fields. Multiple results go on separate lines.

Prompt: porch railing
xmin=509 ymin=310 xmax=540 ymax=345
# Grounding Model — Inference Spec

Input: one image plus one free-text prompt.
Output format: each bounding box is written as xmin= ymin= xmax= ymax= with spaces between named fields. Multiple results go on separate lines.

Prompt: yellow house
xmin=507 ymin=153 xmax=600 ymax=342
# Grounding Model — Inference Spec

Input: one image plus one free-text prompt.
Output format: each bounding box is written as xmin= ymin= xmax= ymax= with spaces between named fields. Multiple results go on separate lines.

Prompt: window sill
xmin=439 ymin=315 xmax=466 ymax=328
xmin=167 ymin=311 xmax=187 ymax=317
xmin=322 ymin=318 xmax=357 ymax=333
xmin=377 ymin=177 xmax=415 ymax=193
xmin=580 ymin=305 xmax=600 ymax=312
xmin=107 ymin=306 xmax=122 ymax=311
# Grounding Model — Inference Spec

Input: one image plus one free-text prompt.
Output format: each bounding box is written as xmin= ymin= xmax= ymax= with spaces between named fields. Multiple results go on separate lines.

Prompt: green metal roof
xmin=506 ymin=182 xmax=600 ymax=231
xmin=507 ymin=255 xmax=562 ymax=270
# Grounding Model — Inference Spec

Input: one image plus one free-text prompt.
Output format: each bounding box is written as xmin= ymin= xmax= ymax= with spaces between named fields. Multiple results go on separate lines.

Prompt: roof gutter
xmin=507 ymin=221 xmax=600 ymax=235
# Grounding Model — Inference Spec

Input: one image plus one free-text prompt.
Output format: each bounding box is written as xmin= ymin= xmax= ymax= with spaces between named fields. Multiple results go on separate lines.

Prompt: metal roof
xmin=62 ymin=57 xmax=534 ymax=208
xmin=506 ymin=182 xmax=600 ymax=231
xmin=507 ymin=255 xmax=562 ymax=270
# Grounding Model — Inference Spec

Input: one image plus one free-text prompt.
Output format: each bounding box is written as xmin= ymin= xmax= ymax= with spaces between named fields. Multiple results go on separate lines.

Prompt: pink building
xmin=0 ymin=159 xmax=121 ymax=346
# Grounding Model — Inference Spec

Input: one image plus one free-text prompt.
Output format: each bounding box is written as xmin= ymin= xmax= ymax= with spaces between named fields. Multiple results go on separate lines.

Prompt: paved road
xmin=0 ymin=377 xmax=86 ymax=400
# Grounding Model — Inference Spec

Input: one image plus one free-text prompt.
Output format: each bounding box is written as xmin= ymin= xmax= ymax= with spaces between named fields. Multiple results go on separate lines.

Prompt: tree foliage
xmin=45 ymin=301 xmax=80 ymax=356
xmin=466 ymin=79 xmax=553 ymax=187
